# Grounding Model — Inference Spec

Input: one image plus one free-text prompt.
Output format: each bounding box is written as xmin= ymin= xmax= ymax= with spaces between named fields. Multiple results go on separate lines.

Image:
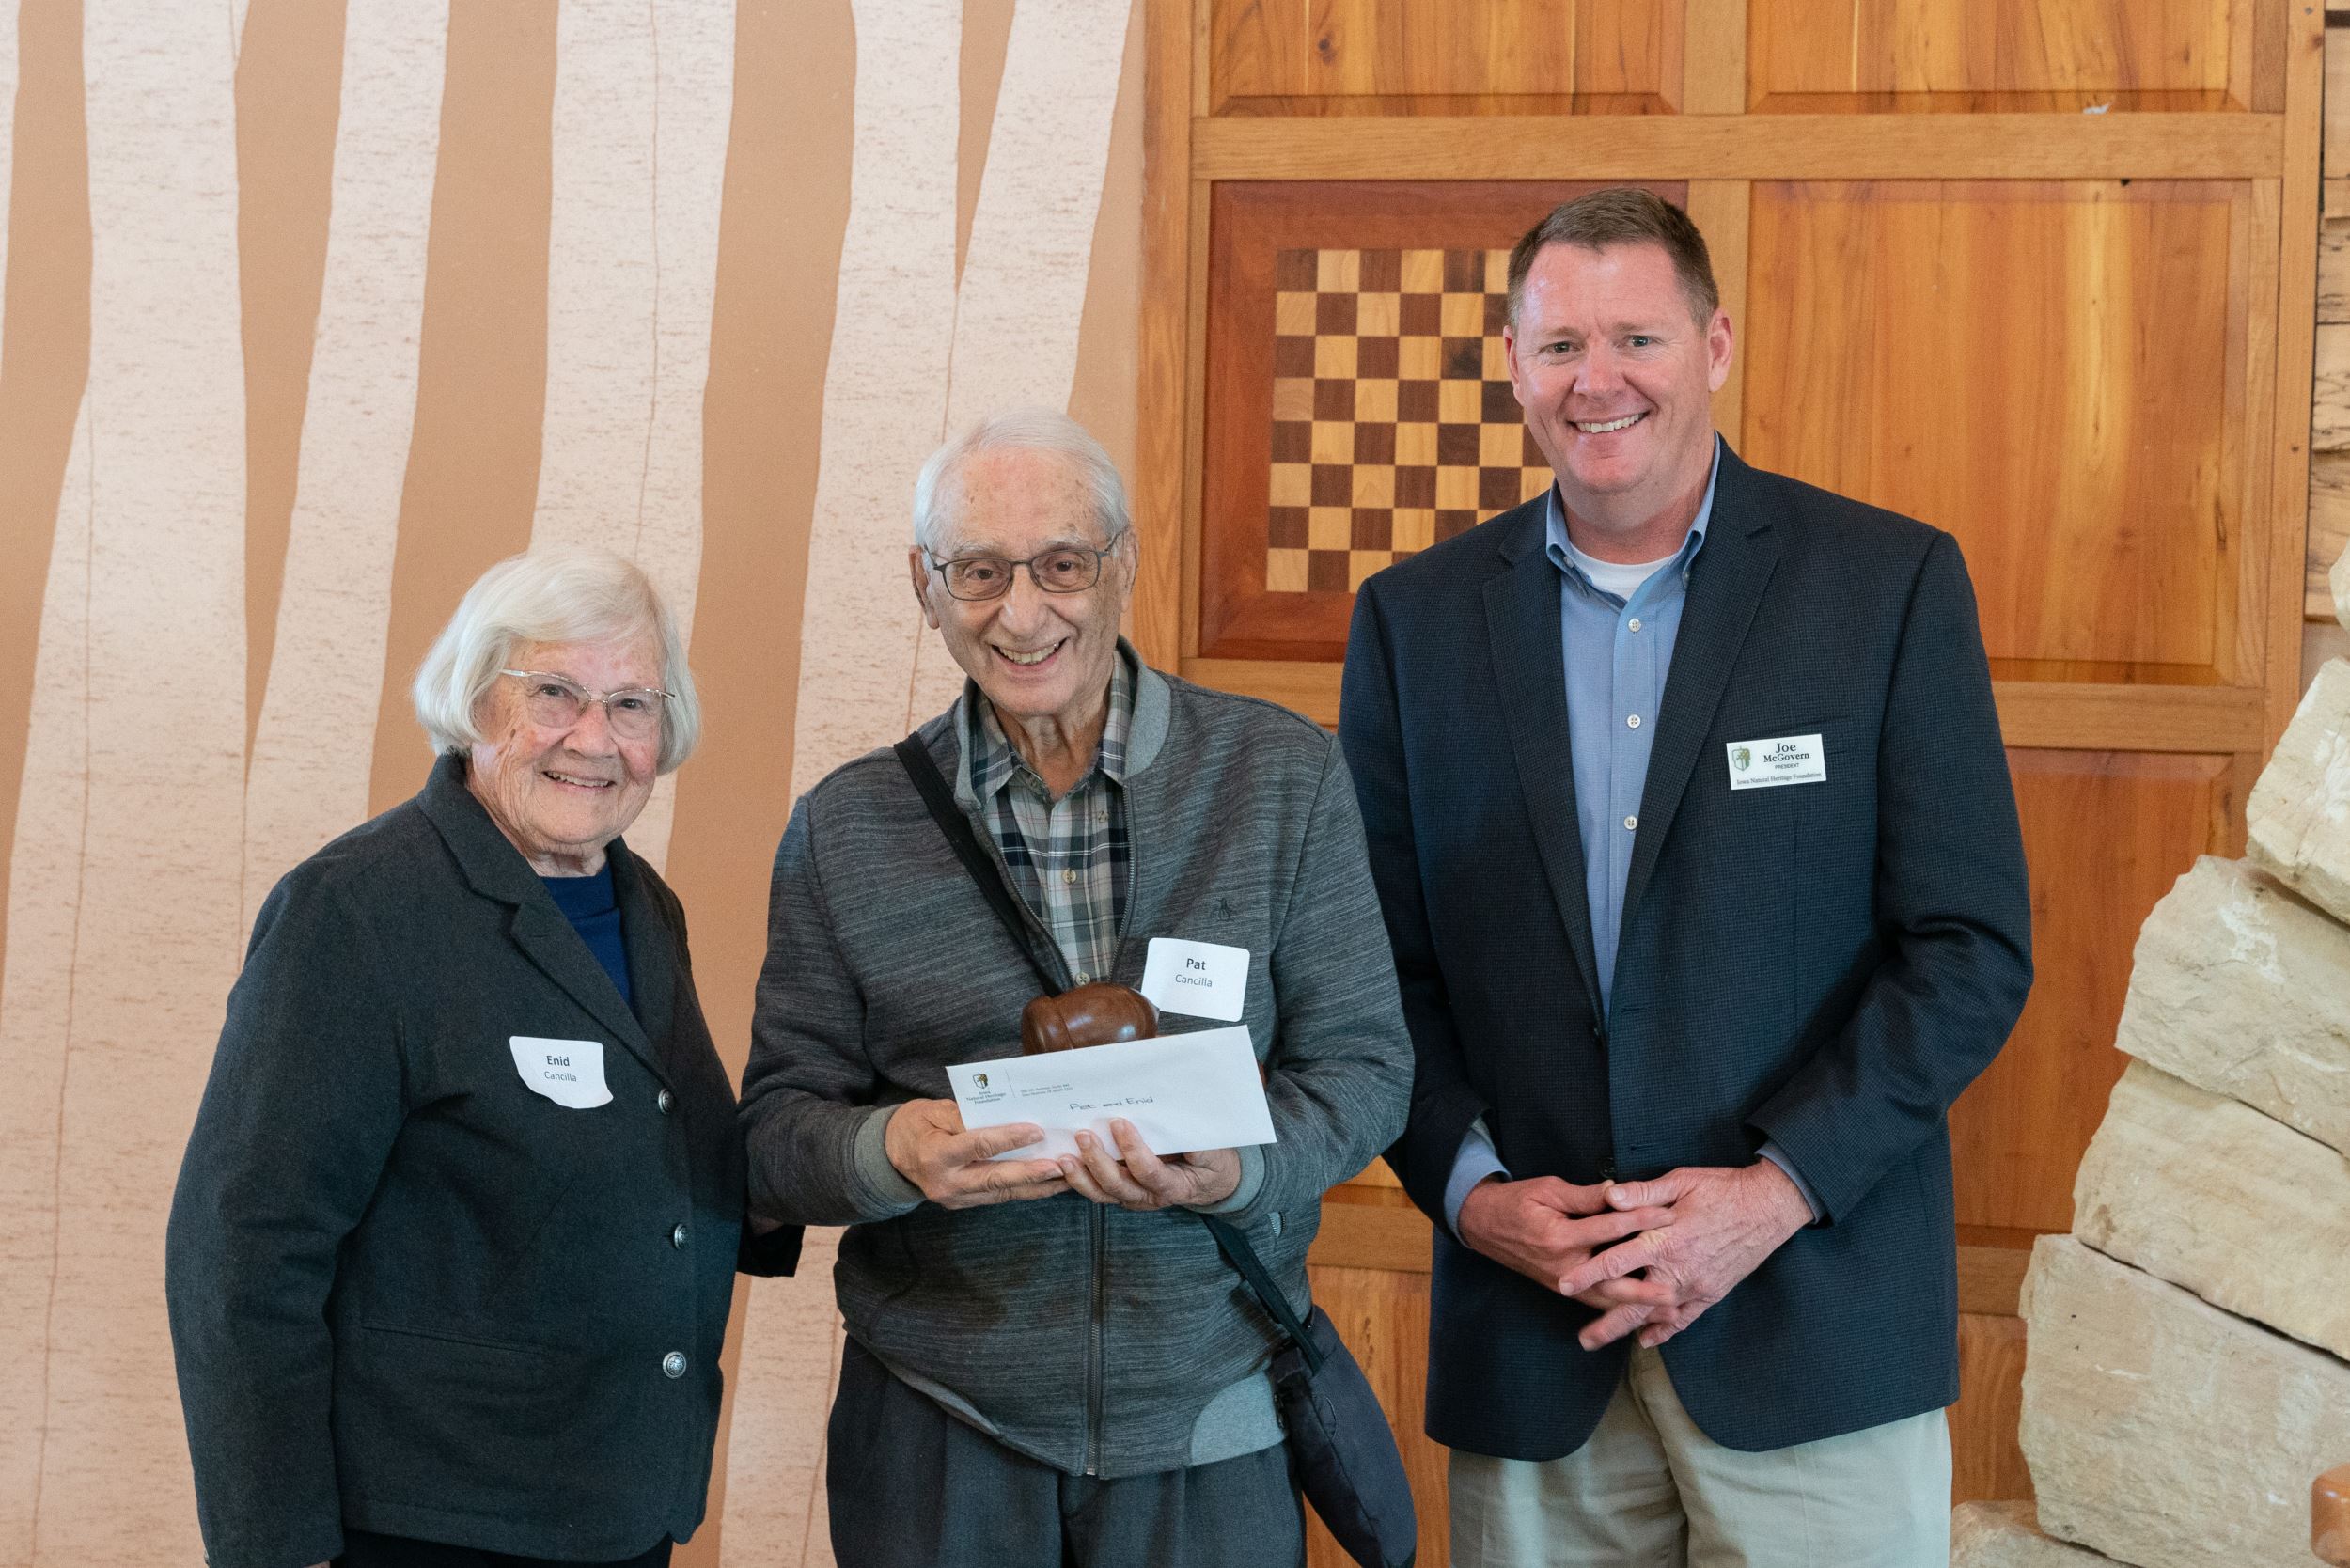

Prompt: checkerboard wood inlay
xmin=1263 ymin=245 xmax=1553 ymax=594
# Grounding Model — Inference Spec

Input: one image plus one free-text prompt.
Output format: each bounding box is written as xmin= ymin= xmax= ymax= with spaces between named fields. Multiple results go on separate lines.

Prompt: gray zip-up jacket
xmin=741 ymin=651 xmax=1412 ymax=1479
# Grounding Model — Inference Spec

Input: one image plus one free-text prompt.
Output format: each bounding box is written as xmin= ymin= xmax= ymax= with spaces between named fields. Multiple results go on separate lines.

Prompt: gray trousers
xmin=826 ymin=1337 xmax=1306 ymax=1568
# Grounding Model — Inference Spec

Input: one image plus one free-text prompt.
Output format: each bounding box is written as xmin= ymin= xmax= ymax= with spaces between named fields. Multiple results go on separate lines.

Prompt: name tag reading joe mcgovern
xmin=945 ymin=1027 xmax=1276 ymax=1161
xmin=1725 ymin=733 xmax=1826 ymax=791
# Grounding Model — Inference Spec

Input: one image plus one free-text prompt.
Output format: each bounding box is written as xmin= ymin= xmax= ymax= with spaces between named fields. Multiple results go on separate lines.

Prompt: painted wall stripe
xmin=0 ymin=404 xmax=90 ymax=1568
xmin=908 ymin=0 xmax=1134 ymax=717
xmin=241 ymin=1 xmax=447 ymax=932
xmin=721 ymin=1231 xmax=845 ymax=1567
xmin=743 ymin=2 xmax=960 ymax=1557
xmin=531 ymin=0 xmax=732 ymax=873
xmin=1 ymin=0 xmax=15 ymax=364
xmin=785 ymin=0 xmax=961 ymax=801
xmin=35 ymin=0 xmax=247 ymax=1558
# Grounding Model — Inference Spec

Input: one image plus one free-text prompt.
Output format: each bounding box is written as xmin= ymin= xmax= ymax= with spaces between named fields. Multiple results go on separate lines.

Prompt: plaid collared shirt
xmin=968 ymin=653 xmax=1135 ymax=986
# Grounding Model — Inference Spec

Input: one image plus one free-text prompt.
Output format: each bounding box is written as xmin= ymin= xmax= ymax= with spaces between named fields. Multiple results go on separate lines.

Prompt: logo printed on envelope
xmin=1725 ymin=733 xmax=1826 ymax=791
xmin=1138 ymin=936 xmax=1249 ymax=1021
xmin=509 ymin=1036 xmax=613 ymax=1109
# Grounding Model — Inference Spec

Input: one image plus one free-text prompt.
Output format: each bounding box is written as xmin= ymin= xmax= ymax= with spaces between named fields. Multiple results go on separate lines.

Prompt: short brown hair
xmin=1505 ymin=188 xmax=1718 ymax=329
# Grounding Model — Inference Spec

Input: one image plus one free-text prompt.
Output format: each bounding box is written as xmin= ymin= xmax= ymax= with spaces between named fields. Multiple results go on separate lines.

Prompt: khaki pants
xmin=1449 ymin=1346 xmax=1950 ymax=1568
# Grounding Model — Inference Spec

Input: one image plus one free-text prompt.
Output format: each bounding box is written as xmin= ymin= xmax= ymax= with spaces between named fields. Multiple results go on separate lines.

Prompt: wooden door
xmin=1130 ymin=5 xmax=2320 ymax=1562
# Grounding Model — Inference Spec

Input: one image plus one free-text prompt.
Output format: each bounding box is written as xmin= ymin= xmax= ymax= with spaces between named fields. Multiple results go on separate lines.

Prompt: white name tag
xmin=1138 ymin=936 xmax=1250 ymax=1021
xmin=1725 ymin=733 xmax=1827 ymax=791
xmin=509 ymin=1036 xmax=612 ymax=1109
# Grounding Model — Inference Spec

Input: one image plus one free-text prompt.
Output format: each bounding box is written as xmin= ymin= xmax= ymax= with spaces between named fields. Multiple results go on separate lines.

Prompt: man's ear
xmin=908 ymin=546 xmax=943 ymax=630
xmin=1705 ymin=307 xmax=1734 ymax=394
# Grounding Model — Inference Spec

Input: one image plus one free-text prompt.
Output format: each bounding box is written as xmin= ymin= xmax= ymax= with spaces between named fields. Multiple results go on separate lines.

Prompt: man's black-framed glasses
xmin=923 ymin=545 xmax=1114 ymax=602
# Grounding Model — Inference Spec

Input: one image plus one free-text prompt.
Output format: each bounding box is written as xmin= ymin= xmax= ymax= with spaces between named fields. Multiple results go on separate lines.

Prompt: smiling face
xmin=465 ymin=635 xmax=663 ymax=875
xmin=1504 ymin=239 xmax=1733 ymax=560
xmin=907 ymin=446 xmax=1133 ymax=743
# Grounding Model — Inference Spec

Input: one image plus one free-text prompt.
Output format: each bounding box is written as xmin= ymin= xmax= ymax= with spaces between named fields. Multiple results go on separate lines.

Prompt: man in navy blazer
xmin=1339 ymin=189 xmax=2032 ymax=1565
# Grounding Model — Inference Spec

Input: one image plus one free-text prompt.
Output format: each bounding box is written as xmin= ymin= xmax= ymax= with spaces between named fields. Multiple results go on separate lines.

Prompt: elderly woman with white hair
xmin=166 ymin=547 xmax=799 ymax=1568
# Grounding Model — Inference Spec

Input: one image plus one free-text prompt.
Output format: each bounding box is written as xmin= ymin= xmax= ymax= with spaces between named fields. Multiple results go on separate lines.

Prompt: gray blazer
xmin=166 ymin=753 xmax=798 ymax=1568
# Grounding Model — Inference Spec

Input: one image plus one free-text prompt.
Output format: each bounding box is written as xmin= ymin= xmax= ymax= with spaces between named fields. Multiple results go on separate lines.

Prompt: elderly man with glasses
xmin=740 ymin=408 xmax=1412 ymax=1568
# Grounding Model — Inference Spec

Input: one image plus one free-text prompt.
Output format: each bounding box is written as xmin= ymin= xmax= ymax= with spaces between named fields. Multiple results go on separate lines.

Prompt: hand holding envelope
xmin=946 ymin=1022 xmax=1277 ymax=1213
xmin=1064 ymin=1119 xmax=1244 ymax=1212
xmin=881 ymin=1098 xmax=1070 ymax=1211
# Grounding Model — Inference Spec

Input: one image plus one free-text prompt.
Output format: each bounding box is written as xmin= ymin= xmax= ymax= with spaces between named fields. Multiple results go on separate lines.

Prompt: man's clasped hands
xmin=1455 ymin=1160 xmax=1816 ymax=1351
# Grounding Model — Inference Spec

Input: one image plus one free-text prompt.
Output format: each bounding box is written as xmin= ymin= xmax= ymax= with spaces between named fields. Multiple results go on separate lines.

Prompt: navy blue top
xmin=540 ymin=864 xmax=633 ymax=1010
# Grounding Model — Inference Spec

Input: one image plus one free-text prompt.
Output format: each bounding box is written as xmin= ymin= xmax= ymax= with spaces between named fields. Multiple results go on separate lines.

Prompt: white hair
xmin=911 ymin=407 xmax=1135 ymax=556
xmin=411 ymin=546 xmax=701 ymax=774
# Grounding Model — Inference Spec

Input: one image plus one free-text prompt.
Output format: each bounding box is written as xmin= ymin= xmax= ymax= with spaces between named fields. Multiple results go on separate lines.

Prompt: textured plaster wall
xmin=0 ymin=3 xmax=1144 ymax=1562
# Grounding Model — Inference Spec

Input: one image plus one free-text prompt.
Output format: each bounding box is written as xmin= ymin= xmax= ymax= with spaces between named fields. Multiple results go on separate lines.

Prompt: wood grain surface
xmin=1210 ymin=0 xmax=1677 ymax=117
xmin=1743 ymin=180 xmax=2245 ymax=677
xmin=1140 ymin=0 xmax=2324 ymax=1539
xmin=1950 ymin=750 xmax=2233 ymax=1233
xmin=1748 ymin=0 xmax=2246 ymax=110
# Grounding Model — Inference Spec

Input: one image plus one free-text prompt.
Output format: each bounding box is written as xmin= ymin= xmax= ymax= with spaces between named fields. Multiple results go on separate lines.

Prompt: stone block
xmin=1950 ymin=1502 xmax=2113 ymax=1566
xmin=2113 ymin=855 xmax=2350 ymax=1160
xmin=2020 ymin=1235 xmax=2350 ymax=1568
xmin=2248 ymin=658 xmax=2350 ymax=926
xmin=2075 ymin=1061 xmax=2350 ymax=1359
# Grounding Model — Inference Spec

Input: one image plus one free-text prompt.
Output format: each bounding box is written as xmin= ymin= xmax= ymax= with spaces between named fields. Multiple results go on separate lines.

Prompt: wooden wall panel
xmin=1748 ymin=0 xmax=2244 ymax=112
xmin=1953 ymin=1312 xmax=2034 ymax=1503
xmin=1210 ymin=0 xmax=1677 ymax=116
xmin=1949 ymin=750 xmax=2233 ymax=1235
xmin=1198 ymin=179 xmax=1674 ymax=660
xmin=1744 ymin=180 xmax=2243 ymax=678
xmin=1303 ymin=1261 xmax=1448 ymax=1568
xmin=1152 ymin=0 xmax=2322 ymax=1538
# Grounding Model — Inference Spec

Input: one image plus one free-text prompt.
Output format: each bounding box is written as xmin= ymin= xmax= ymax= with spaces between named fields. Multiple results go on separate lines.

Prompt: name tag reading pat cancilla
xmin=1138 ymin=936 xmax=1249 ymax=1022
xmin=1725 ymin=733 xmax=1827 ymax=791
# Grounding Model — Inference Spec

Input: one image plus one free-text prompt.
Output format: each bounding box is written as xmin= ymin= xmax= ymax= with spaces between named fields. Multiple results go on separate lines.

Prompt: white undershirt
xmin=1563 ymin=537 xmax=1677 ymax=602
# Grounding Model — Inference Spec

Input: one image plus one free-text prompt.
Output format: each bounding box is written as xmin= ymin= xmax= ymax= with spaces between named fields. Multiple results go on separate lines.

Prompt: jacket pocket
xmin=340 ymin=1318 xmax=573 ymax=1500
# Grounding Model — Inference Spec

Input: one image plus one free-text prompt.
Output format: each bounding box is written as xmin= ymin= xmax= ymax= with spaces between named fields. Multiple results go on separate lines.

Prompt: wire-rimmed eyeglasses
xmin=499 ymin=670 xmax=672 ymax=741
xmin=921 ymin=545 xmax=1115 ymax=602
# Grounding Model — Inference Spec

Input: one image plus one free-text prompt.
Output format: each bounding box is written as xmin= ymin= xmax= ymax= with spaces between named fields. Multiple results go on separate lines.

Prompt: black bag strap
xmin=894 ymin=735 xmax=1056 ymax=995
xmin=893 ymin=730 xmax=1319 ymax=1372
xmin=1199 ymin=1214 xmax=1325 ymax=1374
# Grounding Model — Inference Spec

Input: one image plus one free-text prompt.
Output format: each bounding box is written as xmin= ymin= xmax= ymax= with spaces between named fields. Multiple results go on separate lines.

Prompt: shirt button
xmin=1626 ymin=714 xmax=1641 ymax=729
xmin=662 ymin=1351 xmax=688 ymax=1379
xmin=1628 ymin=618 xmax=1642 ymax=632
xmin=655 ymin=1089 xmax=674 ymax=1114
xmin=1624 ymin=816 xmax=1637 ymax=831
xmin=1074 ymin=971 xmax=1091 ymax=985
xmin=1061 ymin=870 xmax=1078 ymax=885
xmin=670 ymin=1223 xmax=689 ymax=1248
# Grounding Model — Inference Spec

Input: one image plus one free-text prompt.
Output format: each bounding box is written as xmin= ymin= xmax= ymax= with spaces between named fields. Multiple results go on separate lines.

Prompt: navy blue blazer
xmin=1339 ymin=444 xmax=2032 ymax=1458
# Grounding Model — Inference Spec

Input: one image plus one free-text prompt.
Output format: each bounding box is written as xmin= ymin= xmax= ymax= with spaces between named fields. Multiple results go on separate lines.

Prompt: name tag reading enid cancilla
xmin=1724 ymin=733 xmax=1826 ymax=791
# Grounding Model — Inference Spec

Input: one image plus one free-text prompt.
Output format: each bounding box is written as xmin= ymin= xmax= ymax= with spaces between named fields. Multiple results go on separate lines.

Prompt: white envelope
xmin=946 ymin=1026 xmax=1277 ymax=1161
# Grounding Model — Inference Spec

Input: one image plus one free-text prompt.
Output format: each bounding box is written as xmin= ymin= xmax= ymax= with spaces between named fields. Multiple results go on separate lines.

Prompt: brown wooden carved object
xmin=1020 ymin=982 xmax=1160 ymax=1055
xmin=2317 ymin=1464 xmax=2350 ymax=1565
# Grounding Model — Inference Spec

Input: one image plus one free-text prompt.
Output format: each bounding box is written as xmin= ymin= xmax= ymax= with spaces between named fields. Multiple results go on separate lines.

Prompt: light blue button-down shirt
xmin=1442 ymin=442 xmax=1819 ymax=1234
